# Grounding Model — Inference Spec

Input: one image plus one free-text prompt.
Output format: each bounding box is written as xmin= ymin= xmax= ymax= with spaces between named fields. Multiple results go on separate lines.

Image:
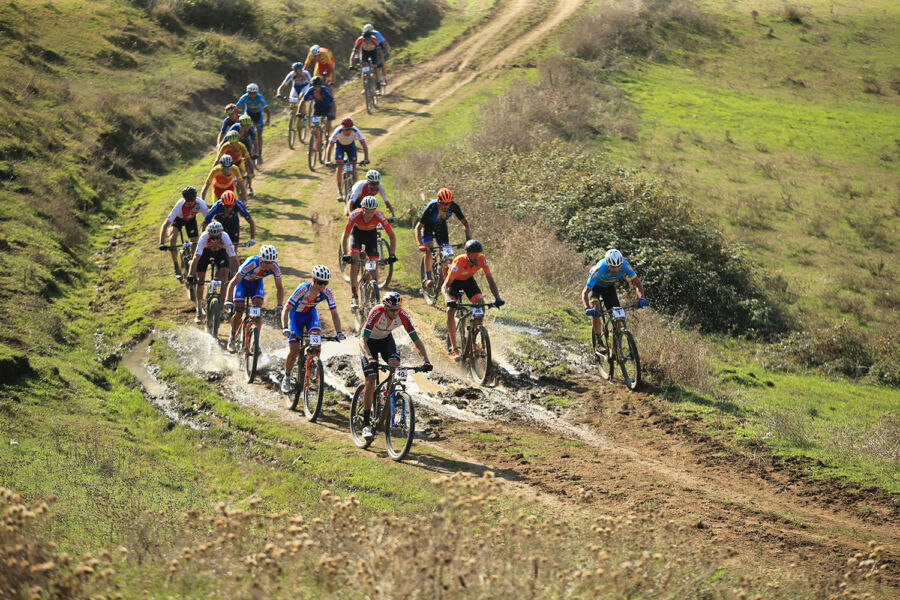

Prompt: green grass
xmin=393 ymin=0 xmax=498 ymax=63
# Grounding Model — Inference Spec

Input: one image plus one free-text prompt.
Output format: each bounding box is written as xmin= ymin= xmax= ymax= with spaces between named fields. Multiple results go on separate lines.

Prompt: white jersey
xmin=348 ymin=180 xmax=388 ymax=204
xmin=282 ymin=69 xmax=312 ymax=102
xmin=329 ymin=126 xmax=365 ymax=146
xmin=166 ymin=198 xmax=209 ymax=223
xmin=194 ymin=231 xmax=236 ymax=257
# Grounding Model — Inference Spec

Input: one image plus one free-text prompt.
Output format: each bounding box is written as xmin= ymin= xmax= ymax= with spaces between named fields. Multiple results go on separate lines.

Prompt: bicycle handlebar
xmin=600 ymin=303 xmax=642 ymax=314
xmin=454 ymin=302 xmax=499 ymax=309
xmin=375 ymin=363 xmax=431 ymax=373
xmin=161 ymin=242 xmax=195 ymax=250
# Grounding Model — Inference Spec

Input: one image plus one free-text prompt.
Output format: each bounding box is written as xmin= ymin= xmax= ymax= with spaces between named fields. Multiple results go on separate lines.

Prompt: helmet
xmin=311 ymin=75 xmax=324 ymax=86
xmin=219 ymin=155 xmax=234 ymax=168
xmin=220 ymin=190 xmax=236 ymax=205
xmin=291 ymin=61 xmax=304 ymax=70
xmin=382 ymin=291 xmax=402 ymax=308
xmin=260 ymin=244 xmax=277 ymax=262
xmin=246 ymin=83 xmax=259 ymax=93
xmin=437 ymin=188 xmax=453 ymax=203
xmin=224 ymin=103 xmax=238 ymax=113
xmin=310 ymin=45 xmax=321 ymax=55
xmin=366 ymin=169 xmax=381 ymax=183
xmin=604 ymin=248 xmax=624 ymax=268
xmin=341 ymin=117 xmax=354 ymax=128
xmin=239 ymin=114 xmax=252 ymax=126
xmin=363 ymin=31 xmax=374 ymax=39
xmin=465 ymin=239 xmax=483 ymax=254
xmin=363 ymin=23 xmax=374 ymax=33
xmin=182 ymin=186 xmax=197 ymax=200
xmin=225 ymin=130 xmax=239 ymax=143
xmin=207 ymin=221 xmax=224 ymax=236
xmin=312 ymin=264 xmax=331 ymax=282
xmin=361 ymin=195 xmax=378 ymax=210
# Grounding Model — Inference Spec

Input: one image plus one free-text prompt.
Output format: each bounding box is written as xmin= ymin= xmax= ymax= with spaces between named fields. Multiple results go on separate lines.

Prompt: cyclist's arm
xmin=459 ymin=217 xmax=472 ymax=241
xmin=158 ymin=218 xmax=171 ymax=245
xmin=387 ymin=228 xmax=397 ymax=256
xmin=632 ymin=275 xmax=645 ymax=300
xmin=264 ymin=105 xmax=271 ymax=125
xmin=225 ymin=271 xmax=243 ymax=302
xmin=199 ymin=181 xmax=211 ymax=202
xmin=359 ymin=337 xmax=375 ymax=361
xmin=340 ymin=228 xmax=350 ymax=255
xmin=228 ymin=256 xmax=239 ymax=275
xmin=484 ymin=271 xmax=500 ymax=301
xmin=413 ymin=338 xmax=430 ymax=365
xmin=274 ymin=277 xmax=285 ymax=307
xmin=581 ymin=286 xmax=594 ymax=309
xmin=187 ymin=253 xmax=201 ymax=278
xmin=329 ymin=307 xmax=343 ymax=336
xmin=245 ymin=215 xmax=257 ymax=241
xmin=414 ymin=221 xmax=425 ymax=245
xmin=238 ymin=180 xmax=247 ymax=204
xmin=359 ymin=139 xmax=370 ymax=161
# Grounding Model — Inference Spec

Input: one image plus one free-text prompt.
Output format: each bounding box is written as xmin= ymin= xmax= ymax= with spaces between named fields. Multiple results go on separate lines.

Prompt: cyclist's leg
xmin=365 ymin=238 xmax=380 ymax=283
xmin=195 ymin=251 xmax=212 ymax=318
xmin=167 ymin=220 xmax=183 ymax=272
xmin=250 ymin=110 xmax=264 ymax=158
xmin=445 ymin=280 xmax=464 ymax=354
xmin=466 ymin=280 xmax=485 ymax=325
xmin=306 ymin=309 xmax=323 ymax=356
xmin=290 ymin=82 xmax=305 ymax=115
xmin=422 ymin=236 xmax=435 ymax=278
xmin=360 ymin=338 xmax=382 ymax=411
xmin=349 ymin=233 xmax=362 ymax=301
xmin=334 ymin=144 xmax=346 ymax=197
xmin=285 ymin=310 xmax=313 ymax=374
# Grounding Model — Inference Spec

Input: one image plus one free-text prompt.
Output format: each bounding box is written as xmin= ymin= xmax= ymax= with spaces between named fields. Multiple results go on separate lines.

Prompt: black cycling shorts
xmin=448 ymin=277 xmax=482 ymax=302
xmin=197 ymin=248 xmax=229 ymax=274
xmin=590 ymin=284 xmax=620 ymax=312
xmin=360 ymin=336 xmax=400 ymax=377
xmin=422 ymin=222 xmax=449 ymax=245
xmin=173 ymin=216 xmax=199 ymax=238
xmin=349 ymin=228 xmax=380 ymax=258
xmin=361 ymin=49 xmax=381 ymax=67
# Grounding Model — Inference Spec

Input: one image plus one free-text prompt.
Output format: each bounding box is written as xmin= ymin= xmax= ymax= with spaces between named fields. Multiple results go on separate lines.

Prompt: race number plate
xmin=394 ymin=369 xmax=408 ymax=381
xmin=362 ymin=65 xmax=371 ymax=73
xmin=365 ymin=259 xmax=377 ymax=271
xmin=208 ymin=280 xmax=221 ymax=291
xmin=309 ymin=334 xmax=322 ymax=345
xmin=249 ymin=306 xmax=262 ymax=318
xmin=441 ymin=245 xmax=454 ymax=257
xmin=612 ymin=307 xmax=626 ymax=319
xmin=472 ymin=307 xmax=485 ymax=317
xmin=344 ymin=164 xmax=354 ymax=172
xmin=311 ymin=116 xmax=321 ymax=123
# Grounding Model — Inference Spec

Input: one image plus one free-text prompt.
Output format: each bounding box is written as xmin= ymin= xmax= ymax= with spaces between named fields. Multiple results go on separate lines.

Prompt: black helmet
xmin=182 ymin=186 xmax=197 ymax=200
xmin=465 ymin=239 xmax=483 ymax=254
xmin=311 ymin=75 xmax=324 ymax=86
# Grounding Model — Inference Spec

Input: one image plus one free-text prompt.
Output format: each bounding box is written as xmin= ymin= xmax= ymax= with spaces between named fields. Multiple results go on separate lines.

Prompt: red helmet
xmin=437 ymin=188 xmax=453 ymax=203
xmin=220 ymin=190 xmax=236 ymax=205
xmin=341 ymin=117 xmax=354 ymax=128
xmin=224 ymin=103 xmax=238 ymax=113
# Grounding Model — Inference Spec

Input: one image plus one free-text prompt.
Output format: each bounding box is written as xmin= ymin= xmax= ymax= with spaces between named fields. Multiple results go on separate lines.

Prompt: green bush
xmin=170 ymin=0 xmax=256 ymax=34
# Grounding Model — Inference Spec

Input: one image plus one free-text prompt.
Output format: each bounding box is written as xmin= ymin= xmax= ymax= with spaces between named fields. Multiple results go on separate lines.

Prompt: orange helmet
xmin=437 ymin=188 xmax=452 ymax=203
xmin=220 ymin=190 xmax=236 ymax=205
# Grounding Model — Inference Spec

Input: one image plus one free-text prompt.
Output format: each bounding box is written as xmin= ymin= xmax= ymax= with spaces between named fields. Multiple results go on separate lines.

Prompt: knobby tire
xmin=377 ymin=238 xmax=392 ymax=288
xmin=245 ymin=324 xmax=260 ymax=383
xmin=288 ymin=113 xmax=296 ymax=149
xmin=288 ymin=349 xmax=304 ymax=410
xmin=207 ymin=297 xmax=220 ymax=338
xmin=592 ymin=329 xmax=614 ymax=381
xmin=307 ymin=129 xmax=319 ymax=171
xmin=616 ymin=329 xmax=641 ymax=390
xmin=469 ymin=325 xmax=492 ymax=385
xmin=385 ymin=390 xmax=415 ymax=461
xmin=303 ymin=355 xmax=325 ymax=422
xmin=349 ymin=384 xmax=373 ymax=449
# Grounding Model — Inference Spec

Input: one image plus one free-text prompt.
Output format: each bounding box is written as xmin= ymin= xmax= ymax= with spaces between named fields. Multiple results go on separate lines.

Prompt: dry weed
xmin=631 ymin=309 xmax=711 ymax=391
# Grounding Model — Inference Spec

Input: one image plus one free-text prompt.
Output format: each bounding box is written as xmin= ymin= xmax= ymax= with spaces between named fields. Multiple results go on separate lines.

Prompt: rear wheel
xmin=364 ymin=76 xmax=374 ymax=114
xmin=469 ymin=325 xmax=492 ymax=384
xmin=307 ymin=129 xmax=318 ymax=170
xmin=385 ymin=390 xmax=415 ymax=461
xmin=349 ymin=384 xmax=373 ymax=449
xmin=421 ymin=255 xmax=440 ymax=306
xmin=616 ymin=329 xmax=641 ymax=391
xmin=377 ymin=237 xmax=393 ymax=288
xmin=298 ymin=110 xmax=309 ymax=144
xmin=206 ymin=297 xmax=220 ymax=338
xmin=592 ymin=329 xmax=614 ymax=381
xmin=288 ymin=112 xmax=296 ymax=149
xmin=244 ymin=324 xmax=260 ymax=383
xmin=303 ymin=355 xmax=325 ymax=422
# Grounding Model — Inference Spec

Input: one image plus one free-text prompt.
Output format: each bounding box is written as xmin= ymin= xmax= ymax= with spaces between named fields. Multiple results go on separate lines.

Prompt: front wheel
xmin=363 ymin=281 xmax=380 ymax=316
xmin=303 ymin=355 xmax=325 ymax=422
xmin=592 ymin=329 xmax=614 ymax=381
xmin=244 ymin=324 xmax=260 ymax=383
xmin=288 ymin=112 xmax=296 ymax=149
xmin=181 ymin=250 xmax=195 ymax=301
xmin=364 ymin=76 xmax=374 ymax=114
xmin=288 ymin=350 xmax=305 ymax=411
xmin=338 ymin=243 xmax=351 ymax=282
xmin=385 ymin=391 xmax=415 ymax=461
xmin=377 ymin=237 xmax=392 ymax=288
xmin=206 ymin=297 xmax=220 ymax=338
xmin=307 ymin=130 xmax=319 ymax=171
xmin=616 ymin=329 xmax=641 ymax=391
xmin=298 ymin=111 xmax=309 ymax=144
xmin=420 ymin=255 xmax=437 ymax=306
xmin=469 ymin=325 xmax=492 ymax=385
xmin=349 ymin=384 xmax=373 ymax=449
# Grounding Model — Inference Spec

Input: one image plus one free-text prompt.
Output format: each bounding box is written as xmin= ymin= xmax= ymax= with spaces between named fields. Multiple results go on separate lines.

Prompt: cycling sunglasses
xmin=313 ymin=279 xmax=328 ymax=286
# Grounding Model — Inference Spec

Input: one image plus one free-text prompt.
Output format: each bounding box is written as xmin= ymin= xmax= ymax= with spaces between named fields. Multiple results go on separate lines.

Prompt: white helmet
xmin=366 ymin=169 xmax=381 ymax=183
xmin=246 ymin=83 xmax=259 ymax=93
xmin=207 ymin=221 xmax=224 ymax=236
xmin=225 ymin=130 xmax=239 ymax=142
xmin=260 ymin=244 xmax=277 ymax=261
xmin=219 ymin=155 xmax=234 ymax=168
xmin=312 ymin=264 xmax=331 ymax=281
xmin=309 ymin=45 xmax=321 ymax=55
xmin=604 ymin=248 xmax=624 ymax=268
xmin=361 ymin=195 xmax=378 ymax=209
xmin=363 ymin=24 xmax=374 ymax=33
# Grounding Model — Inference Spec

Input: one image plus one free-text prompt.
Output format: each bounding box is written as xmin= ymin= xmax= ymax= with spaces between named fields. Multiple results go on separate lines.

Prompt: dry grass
xmin=630 ymin=309 xmax=711 ymax=391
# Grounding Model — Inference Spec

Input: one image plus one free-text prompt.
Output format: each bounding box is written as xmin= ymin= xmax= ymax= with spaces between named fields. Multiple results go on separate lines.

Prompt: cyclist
xmin=200 ymin=155 xmax=247 ymax=204
xmin=358 ymin=292 xmax=432 ymax=440
xmin=216 ymin=103 xmax=241 ymax=146
xmin=227 ymin=114 xmax=259 ymax=162
xmin=415 ymin=187 xmax=472 ymax=285
xmin=276 ymin=61 xmax=312 ymax=117
xmin=280 ymin=264 xmax=346 ymax=394
xmin=298 ymin=76 xmax=336 ymax=139
xmin=441 ymin=239 xmax=504 ymax=361
xmin=214 ymin=130 xmax=255 ymax=194
xmin=325 ymin=116 xmax=369 ymax=202
xmin=303 ymin=45 xmax=335 ymax=90
xmin=157 ymin=186 xmax=209 ymax=278
xmin=203 ymin=190 xmax=256 ymax=249
xmin=363 ymin=24 xmax=391 ymax=87
xmin=340 ymin=196 xmax=397 ymax=309
xmin=186 ymin=221 xmax=239 ymax=324
xmin=346 ymin=169 xmax=394 ymax=216
xmin=582 ymin=249 xmax=648 ymax=345
xmin=223 ymin=244 xmax=285 ymax=352
xmin=236 ymin=83 xmax=270 ymax=164
xmin=349 ymin=29 xmax=385 ymax=92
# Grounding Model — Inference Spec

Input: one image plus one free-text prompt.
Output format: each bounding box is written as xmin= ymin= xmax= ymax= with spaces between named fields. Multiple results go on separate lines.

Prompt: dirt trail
xmin=178 ymin=0 xmax=897 ymax=593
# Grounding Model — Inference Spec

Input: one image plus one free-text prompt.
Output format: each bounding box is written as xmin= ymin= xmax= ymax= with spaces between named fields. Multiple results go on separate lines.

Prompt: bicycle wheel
xmin=469 ymin=325 xmax=492 ymax=384
xmin=298 ymin=113 xmax=309 ymax=145
xmin=307 ymin=129 xmax=318 ymax=170
xmin=303 ymin=355 xmax=325 ymax=422
xmin=288 ymin=349 xmax=304 ymax=410
xmin=338 ymin=243 xmax=351 ymax=282
xmin=342 ymin=170 xmax=354 ymax=204
xmin=364 ymin=77 xmax=374 ymax=114
xmin=592 ymin=329 xmax=614 ymax=381
xmin=206 ymin=297 xmax=220 ymax=338
xmin=377 ymin=237 xmax=392 ymax=287
xmin=181 ymin=250 xmax=195 ymax=301
xmin=385 ymin=390 xmax=415 ymax=461
xmin=288 ymin=112 xmax=296 ymax=149
xmin=245 ymin=324 xmax=260 ymax=383
xmin=420 ymin=255 xmax=436 ymax=306
xmin=364 ymin=281 xmax=380 ymax=314
xmin=349 ymin=384 xmax=373 ymax=449
xmin=616 ymin=329 xmax=641 ymax=391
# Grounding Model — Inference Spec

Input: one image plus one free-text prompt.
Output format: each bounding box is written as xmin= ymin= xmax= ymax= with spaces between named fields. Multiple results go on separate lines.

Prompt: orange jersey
xmin=304 ymin=48 xmax=335 ymax=75
xmin=205 ymin=165 xmax=244 ymax=189
xmin=447 ymin=254 xmax=491 ymax=282
xmin=215 ymin=141 xmax=251 ymax=167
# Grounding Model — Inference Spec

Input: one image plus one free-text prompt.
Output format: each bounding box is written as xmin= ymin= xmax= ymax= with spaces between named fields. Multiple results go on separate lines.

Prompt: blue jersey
xmin=228 ymin=122 xmax=257 ymax=143
xmin=238 ymin=256 xmax=281 ymax=281
xmin=236 ymin=93 xmax=268 ymax=113
xmin=418 ymin=200 xmax=465 ymax=226
xmin=286 ymin=282 xmax=337 ymax=314
xmin=301 ymin=85 xmax=334 ymax=111
xmin=372 ymin=30 xmax=387 ymax=45
xmin=204 ymin=200 xmax=251 ymax=237
xmin=586 ymin=259 xmax=637 ymax=288
xmin=220 ymin=117 xmax=240 ymax=134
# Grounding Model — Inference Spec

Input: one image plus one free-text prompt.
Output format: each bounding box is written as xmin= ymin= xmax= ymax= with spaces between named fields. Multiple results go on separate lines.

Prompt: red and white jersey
xmin=329 ymin=126 xmax=365 ymax=146
xmin=194 ymin=231 xmax=236 ymax=257
xmin=344 ymin=208 xmax=392 ymax=233
xmin=167 ymin=198 xmax=209 ymax=223
xmin=348 ymin=180 xmax=388 ymax=205
xmin=362 ymin=305 xmax=416 ymax=340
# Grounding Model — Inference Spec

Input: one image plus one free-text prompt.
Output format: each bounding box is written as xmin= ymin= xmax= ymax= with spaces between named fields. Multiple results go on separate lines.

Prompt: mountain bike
xmin=420 ymin=242 xmax=465 ymax=306
xmin=591 ymin=304 xmax=642 ymax=390
xmin=162 ymin=234 xmax=196 ymax=301
xmin=354 ymin=59 xmax=379 ymax=114
xmin=204 ymin=262 xmax=225 ymax=339
xmin=307 ymin=114 xmax=328 ymax=171
xmin=286 ymin=332 xmax=339 ymax=421
xmin=287 ymin=99 xmax=311 ymax=149
xmin=338 ymin=218 xmax=394 ymax=287
xmin=446 ymin=302 xmax=497 ymax=384
xmin=349 ymin=363 xmax=430 ymax=461
xmin=238 ymin=304 xmax=276 ymax=384
xmin=347 ymin=255 xmax=382 ymax=331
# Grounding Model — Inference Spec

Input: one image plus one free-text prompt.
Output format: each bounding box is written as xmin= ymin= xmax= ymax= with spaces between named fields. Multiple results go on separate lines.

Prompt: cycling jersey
xmin=236 ymin=92 xmax=268 ymax=113
xmin=166 ymin=198 xmax=209 ymax=223
xmin=329 ymin=126 xmax=365 ymax=147
xmin=361 ymin=305 xmax=419 ymax=341
xmin=195 ymin=231 xmax=236 ymax=257
xmin=418 ymin=200 xmax=465 ymax=226
xmin=219 ymin=116 xmax=241 ymax=135
xmin=446 ymin=254 xmax=490 ymax=282
xmin=215 ymin=141 xmax=252 ymax=167
xmin=344 ymin=208 xmax=392 ymax=234
xmin=303 ymin=48 xmax=335 ymax=79
xmin=227 ymin=122 xmax=257 ymax=144
xmin=348 ymin=180 xmax=388 ymax=210
xmin=301 ymin=85 xmax=335 ymax=112
xmin=371 ymin=30 xmax=387 ymax=46
xmin=353 ymin=36 xmax=380 ymax=51
xmin=204 ymin=165 xmax=244 ymax=190
xmin=286 ymin=281 xmax=337 ymax=314
xmin=585 ymin=259 xmax=636 ymax=288
xmin=238 ymin=256 xmax=281 ymax=282
xmin=281 ymin=69 xmax=312 ymax=90
xmin=204 ymin=200 xmax=251 ymax=242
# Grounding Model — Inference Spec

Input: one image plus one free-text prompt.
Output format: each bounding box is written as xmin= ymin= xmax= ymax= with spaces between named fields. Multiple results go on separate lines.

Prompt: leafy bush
xmin=170 ymin=0 xmax=256 ymax=34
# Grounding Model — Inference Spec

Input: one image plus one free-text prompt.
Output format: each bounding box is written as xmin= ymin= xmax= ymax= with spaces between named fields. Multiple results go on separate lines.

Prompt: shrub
xmin=782 ymin=3 xmax=809 ymax=25
xmin=169 ymin=0 xmax=256 ymax=34
xmin=631 ymin=309 xmax=711 ymax=390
